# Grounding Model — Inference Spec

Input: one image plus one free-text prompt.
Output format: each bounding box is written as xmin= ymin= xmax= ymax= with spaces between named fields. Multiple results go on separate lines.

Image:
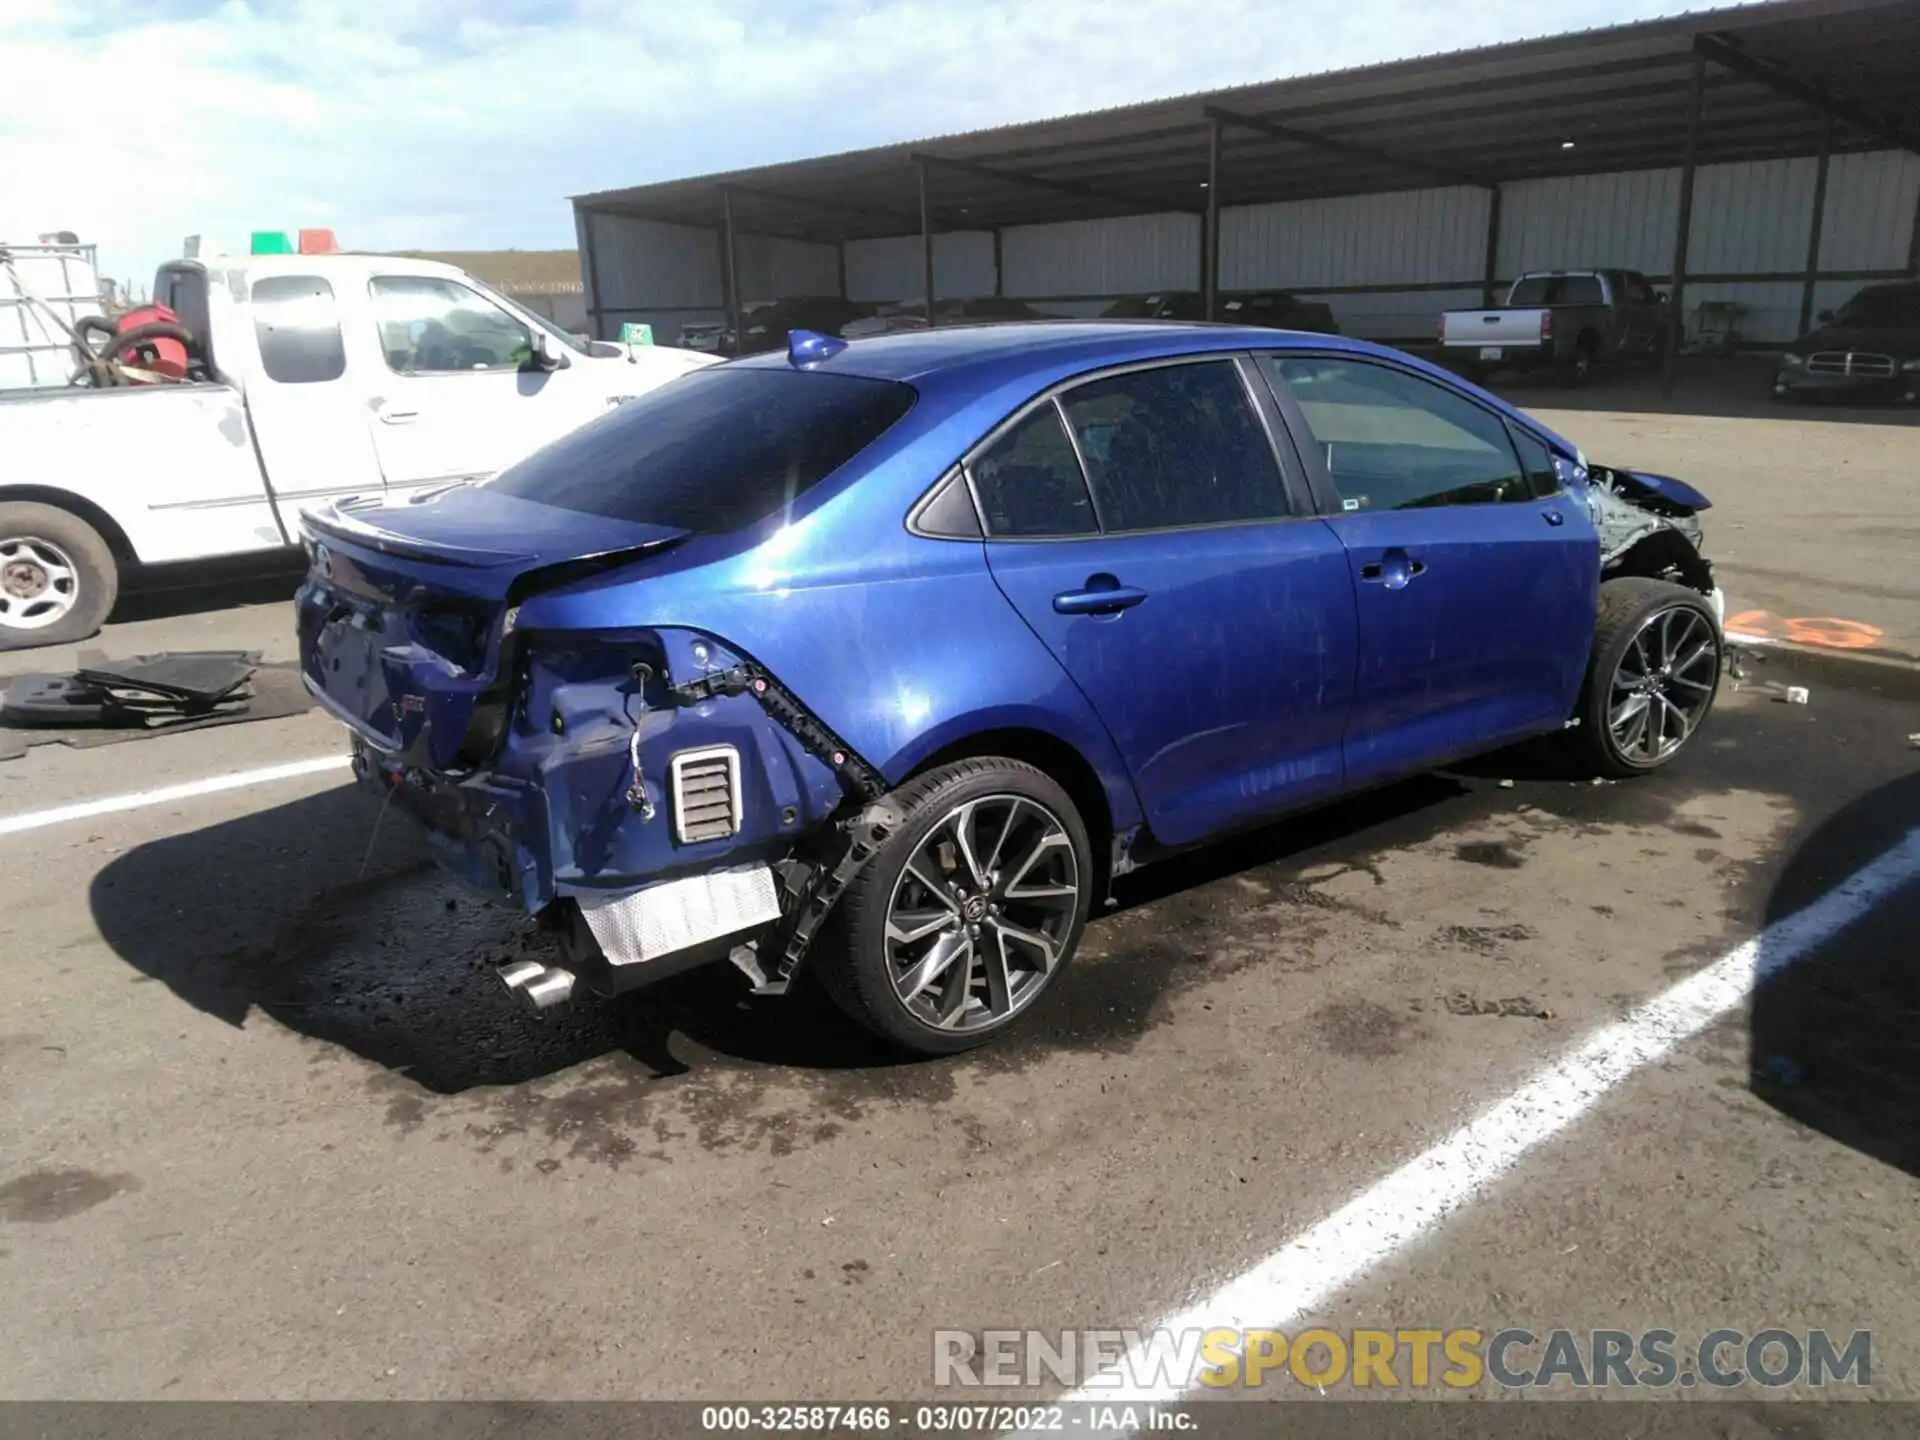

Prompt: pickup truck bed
xmin=1440 ymin=269 xmax=1669 ymax=386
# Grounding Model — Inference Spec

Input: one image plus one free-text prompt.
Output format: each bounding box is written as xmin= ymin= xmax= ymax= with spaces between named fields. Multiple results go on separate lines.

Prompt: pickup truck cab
xmin=1439 ymin=269 xmax=1670 ymax=386
xmin=0 ymin=250 xmax=714 ymax=647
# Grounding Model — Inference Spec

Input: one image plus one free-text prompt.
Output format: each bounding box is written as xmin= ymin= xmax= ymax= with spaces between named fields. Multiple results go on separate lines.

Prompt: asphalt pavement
xmin=0 ymin=384 xmax=1916 ymax=1417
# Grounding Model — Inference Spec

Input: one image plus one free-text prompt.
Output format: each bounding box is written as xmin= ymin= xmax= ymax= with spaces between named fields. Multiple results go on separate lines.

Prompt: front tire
xmin=815 ymin=757 xmax=1093 ymax=1055
xmin=0 ymin=503 xmax=118 ymax=649
xmin=1571 ymin=578 xmax=1723 ymax=778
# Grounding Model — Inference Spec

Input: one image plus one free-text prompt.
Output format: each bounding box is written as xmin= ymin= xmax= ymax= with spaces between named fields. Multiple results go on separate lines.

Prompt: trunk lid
xmin=296 ymin=483 xmax=689 ymax=765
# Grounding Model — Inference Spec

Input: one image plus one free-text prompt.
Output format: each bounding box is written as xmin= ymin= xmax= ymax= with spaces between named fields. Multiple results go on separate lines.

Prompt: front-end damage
xmin=1580 ymin=462 xmax=1722 ymax=623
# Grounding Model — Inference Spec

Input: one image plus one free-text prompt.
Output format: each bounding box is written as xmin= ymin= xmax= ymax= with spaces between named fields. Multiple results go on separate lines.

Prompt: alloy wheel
xmin=0 ymin=536 xmax=79 ymax=631
xmin=1608 ymin=603 xmax=1719 ymax=763
xmin=884 ymin=794 xmax=1081 ymax=1033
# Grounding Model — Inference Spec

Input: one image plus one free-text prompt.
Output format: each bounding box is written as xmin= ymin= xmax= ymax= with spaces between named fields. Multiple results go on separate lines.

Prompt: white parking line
xmin=1029 ymin=826 xmax=1920 ymax=1420
xmin=0 ymin=755 xmax=351 ymax=838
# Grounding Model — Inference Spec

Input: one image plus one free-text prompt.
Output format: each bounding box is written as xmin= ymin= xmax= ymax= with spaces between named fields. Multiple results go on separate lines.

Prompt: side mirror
xmin=528 ymin=330 xmax=567 ymax=371
xmin=1816 ymin=309 xmax=1835 ymax=324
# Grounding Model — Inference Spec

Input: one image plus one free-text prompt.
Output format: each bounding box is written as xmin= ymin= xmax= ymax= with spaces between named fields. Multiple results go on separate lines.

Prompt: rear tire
xmin=1570 ymin=578 xmax=1723 ymax=778
xmin=1561 ymin=338 xmax=1598 ymax=388
xmin=813 ymin=757 xmax=1093 ymax=1055
xmin=0 ymin=502 xmax=118 ymax=649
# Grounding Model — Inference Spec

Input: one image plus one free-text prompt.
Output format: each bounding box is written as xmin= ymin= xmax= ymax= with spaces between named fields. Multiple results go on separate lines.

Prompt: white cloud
xmin=0 ymin=0 xmax=1714 ymax=287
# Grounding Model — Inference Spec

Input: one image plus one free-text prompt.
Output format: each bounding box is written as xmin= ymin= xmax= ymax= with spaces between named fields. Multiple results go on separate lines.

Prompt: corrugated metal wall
xmin=734 ymin=235 xmax=839 ymax=300
xmin=1000 ymin=212 xmax=1199 ymax=296
xmin=1819 ymin=150 xmax=1920 ymax=270
xmin=581 ymin=212 xmax=721 ymax=312
xmin=580 ymin=147 xmax=1918 ymax=345
xmin=1686 ymin=157 xmax=1820 ymax=273
xmin=1497 ymin=168 xmax=1682 ymax=276
xmin=1222 ymin=186 xmax=1490 ymax=287
xmin=844 ymin=231 xmax=996 ymax=301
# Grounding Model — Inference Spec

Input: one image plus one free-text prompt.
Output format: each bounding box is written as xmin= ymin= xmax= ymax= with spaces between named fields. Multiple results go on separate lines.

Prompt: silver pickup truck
xmin=1440 ymin=269 xmax=1671 ymax=386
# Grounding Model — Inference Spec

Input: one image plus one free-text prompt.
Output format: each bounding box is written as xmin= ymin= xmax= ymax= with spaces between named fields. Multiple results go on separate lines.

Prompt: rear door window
xmin=970 ymin=404 xmax=1098 ymax=538
xmin=1058 ymin=360 xmax=1288 ymax=532
xmin=489 ymin=367 xmax=915 ymax=532
xmin=251 ymin=275 xmax=346 ymax=384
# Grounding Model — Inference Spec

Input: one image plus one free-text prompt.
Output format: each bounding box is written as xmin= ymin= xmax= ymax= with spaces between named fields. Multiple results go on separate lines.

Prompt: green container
xmin=250 ymin=230 xmax=295 ymax=255
xmin=619 ymin=321 xmax=654 ymax=346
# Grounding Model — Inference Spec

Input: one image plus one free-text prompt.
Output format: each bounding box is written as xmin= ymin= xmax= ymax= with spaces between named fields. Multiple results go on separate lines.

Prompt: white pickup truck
xmin=0 ymin=250 xmax=715 ymax=648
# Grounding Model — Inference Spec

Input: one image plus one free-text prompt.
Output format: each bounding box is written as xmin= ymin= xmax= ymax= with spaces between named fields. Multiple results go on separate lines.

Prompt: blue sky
xmin=2 ymin=0 xmax=1721 ymax=287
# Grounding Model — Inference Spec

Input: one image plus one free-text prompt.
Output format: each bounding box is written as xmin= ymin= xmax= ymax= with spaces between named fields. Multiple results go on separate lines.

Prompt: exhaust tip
xmin=497 ymin=960 xmax=575 ymax=1012
xmin=497 ymin=959 xmax=547 ymax=993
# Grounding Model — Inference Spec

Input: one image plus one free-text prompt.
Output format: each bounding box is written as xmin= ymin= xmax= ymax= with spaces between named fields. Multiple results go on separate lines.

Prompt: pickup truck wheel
xmin=0 ymin=503 xmax=118 ymax=648
xmin=1562 ymin=340 xmax=1598 ymax=388
xmin=816 ymin=758 xmax=1092 ymax=1055
xmin=1571 ymin=578 xmax=1722 ymax=778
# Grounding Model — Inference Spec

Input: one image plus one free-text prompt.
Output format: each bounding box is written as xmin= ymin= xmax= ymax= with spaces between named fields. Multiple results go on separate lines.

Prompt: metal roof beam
xmin=911 ymin=151 xmax=1201 ymax=216
xmin=721 ymin=181 xmax=926 ymax=231
xmin=1204 ymin=104 xmax=1491 ymax=189
xmin=1694 ymin=32 xmax=1920 ymax=155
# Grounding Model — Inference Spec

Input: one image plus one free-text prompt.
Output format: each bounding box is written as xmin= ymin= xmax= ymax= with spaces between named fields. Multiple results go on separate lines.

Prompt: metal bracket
xmin=744 ymin=794 xmax=908 ymax=995
xmin=669 ymin=661 xmax=887 ymax=801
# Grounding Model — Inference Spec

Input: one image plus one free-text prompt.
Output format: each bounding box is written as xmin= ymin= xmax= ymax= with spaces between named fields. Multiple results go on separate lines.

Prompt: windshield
xmin=489 ymin=367 xmax=916 ymax=532
xmin=1833 ymin=286 xmax=1920 ymax=328
xmin=1508 ymin=274 xmax=1604 ymax=307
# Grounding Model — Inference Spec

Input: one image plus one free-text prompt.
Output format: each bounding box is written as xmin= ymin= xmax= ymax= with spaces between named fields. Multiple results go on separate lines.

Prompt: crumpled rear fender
xmin=363 ymin=626 xmax=847 ymax=912
xmin=515 ymin=539 xmax=1149 ymax=840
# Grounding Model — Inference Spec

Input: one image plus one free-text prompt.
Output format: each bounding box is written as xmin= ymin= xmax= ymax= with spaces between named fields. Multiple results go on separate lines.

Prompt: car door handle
xmin=1360 ymin=550 xmax=1426 ymax=589
xmin=1053 ymin=578 xmax=1148 ymax=615
xmin=375 ymin=406 xmax=419 ymax=425
xmin=1543 ymin=508 xmax=1566 ymax=526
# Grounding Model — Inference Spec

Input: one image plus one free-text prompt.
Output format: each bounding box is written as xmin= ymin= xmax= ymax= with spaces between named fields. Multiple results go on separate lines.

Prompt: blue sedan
xmin=296 ymin=321 xmax=1724 ymax=1053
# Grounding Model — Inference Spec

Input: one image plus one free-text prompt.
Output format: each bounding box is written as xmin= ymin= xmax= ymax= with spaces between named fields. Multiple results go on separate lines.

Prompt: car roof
xmin=730 ymin=319 xmax=1377 ymax=384
xmin=190 ymin=252 xmax=475 ymax=287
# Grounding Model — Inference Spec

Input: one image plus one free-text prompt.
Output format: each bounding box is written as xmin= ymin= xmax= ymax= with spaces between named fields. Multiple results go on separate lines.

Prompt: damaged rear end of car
xmin=297 ymin=359 xmax=921 ymax=1011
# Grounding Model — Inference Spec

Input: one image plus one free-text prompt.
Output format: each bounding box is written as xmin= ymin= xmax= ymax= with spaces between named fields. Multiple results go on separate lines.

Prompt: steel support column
xmin=1799 ymin=114 xmax=1834 ymax=336
xmin=1481 ymin=186 xmax=1503 ymax=309
xmin=1909 ymin=185 xmax=1920 ymax=274
xmin=919 ymin=159 xmax=935 ymax=324
xmin=1664 ymin=53 xmax=1705 ymax=396
xmin=1204 ymin=116 xmax=1222 ymax=321
xmin=578 ymin=208 xmax=605 ymax=339
xmin=721 ymin=184 xmax=742 ymax=355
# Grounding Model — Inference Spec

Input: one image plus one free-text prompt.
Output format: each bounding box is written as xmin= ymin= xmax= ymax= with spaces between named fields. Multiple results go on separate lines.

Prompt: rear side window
xmin=970 ymin=404 xmax=1097 ymax=538
xmin=251 ymin=276 xmax=345 ymax=384
xmin=1508 ymin=274 xmax=1604 ymax=306
xmin=1266 ymin=355 xmax=1528 ymax=510
xmin=490 ymin=367 xmax=915 ymax=533
xmin=1059 ymin=361 xmax=1287 ymax=532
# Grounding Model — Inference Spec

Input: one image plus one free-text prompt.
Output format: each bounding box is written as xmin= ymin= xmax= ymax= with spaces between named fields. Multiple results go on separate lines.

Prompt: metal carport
xmin=573 ymin=0 xmax=1920 ymax=363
